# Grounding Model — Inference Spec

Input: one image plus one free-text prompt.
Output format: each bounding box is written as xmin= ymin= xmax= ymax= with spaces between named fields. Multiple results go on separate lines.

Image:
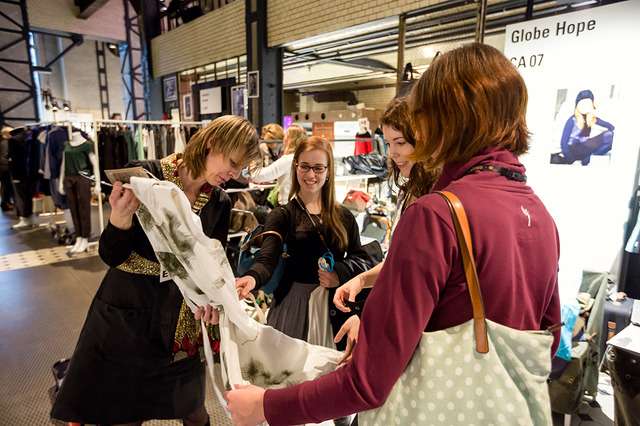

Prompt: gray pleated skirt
xmin=267 ymin=281 xmax=318 ymax=341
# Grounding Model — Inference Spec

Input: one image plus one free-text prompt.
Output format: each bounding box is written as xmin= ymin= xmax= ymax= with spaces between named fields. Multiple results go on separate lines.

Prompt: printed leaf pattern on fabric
xmin=129 ymin=177 xmax=342 ymax=398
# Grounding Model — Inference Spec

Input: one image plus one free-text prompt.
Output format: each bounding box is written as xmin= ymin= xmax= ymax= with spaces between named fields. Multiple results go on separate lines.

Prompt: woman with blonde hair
xmin=250 ymin=124 xmax=308 ymax=206
xmin=260 ymin=123 xmax=285 ymax=166
xmin=51 ymin=115 xmax=260 ymax=426
xmin=223 ymin=43 xmax=561 ymax=426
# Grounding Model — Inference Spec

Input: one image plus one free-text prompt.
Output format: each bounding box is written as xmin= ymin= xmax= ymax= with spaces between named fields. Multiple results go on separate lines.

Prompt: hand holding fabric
xmin=333 ymin=274 xmax=365 ymax=312
xmin=318 ymin=269 xmax=339 ymax=288
xmin=235 ymin=275 xmax=256 ymax=299
xmin=195 ymin=304 xmax=219 ymax=324
xmin=108 ymin=181 xmax=140 ymax=230
xmin=334 ymin=315 xmax=360 ymax=365
xmin=223 ymin=384 xmax=266 ymax=426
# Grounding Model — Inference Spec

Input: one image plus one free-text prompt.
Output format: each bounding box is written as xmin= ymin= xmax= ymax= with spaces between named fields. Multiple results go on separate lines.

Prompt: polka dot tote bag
xmin=360 ymin=192 xmax=556 ymax=426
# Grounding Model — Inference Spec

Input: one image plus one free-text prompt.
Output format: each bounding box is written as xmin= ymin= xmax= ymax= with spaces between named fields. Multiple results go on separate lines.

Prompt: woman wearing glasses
xmin=235 ymin=136 xmax=372 ymax=354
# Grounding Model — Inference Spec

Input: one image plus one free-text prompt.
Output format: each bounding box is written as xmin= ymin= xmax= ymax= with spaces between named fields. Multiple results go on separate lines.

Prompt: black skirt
xmin=50 ymin=268 xmax=206 ymax=424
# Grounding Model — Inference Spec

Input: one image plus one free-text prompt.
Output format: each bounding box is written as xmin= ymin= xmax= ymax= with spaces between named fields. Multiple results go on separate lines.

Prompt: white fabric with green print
xmin=359 ymin=318 xmax=554 ymax=426
xmin=129 ymin=177 xmax=341 ymax=399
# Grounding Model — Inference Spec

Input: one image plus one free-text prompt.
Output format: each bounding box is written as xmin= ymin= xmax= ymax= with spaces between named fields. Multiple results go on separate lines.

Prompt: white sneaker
xmin=12 ymin=216 xmax=34 ymax=229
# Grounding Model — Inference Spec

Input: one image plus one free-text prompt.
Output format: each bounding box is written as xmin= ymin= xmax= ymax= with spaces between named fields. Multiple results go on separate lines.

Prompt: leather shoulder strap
xmin=435 ymin=191 xmax=488 ymax=354
xmin=241 ymin=230 xmax=283 ymax=252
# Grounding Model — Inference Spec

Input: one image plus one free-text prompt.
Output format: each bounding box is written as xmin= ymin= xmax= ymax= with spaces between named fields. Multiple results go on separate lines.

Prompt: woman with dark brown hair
xmin=222 ymin=43 xmax=561 ymax=426
xmin=332 ymin=97 xmax=440 ymax=360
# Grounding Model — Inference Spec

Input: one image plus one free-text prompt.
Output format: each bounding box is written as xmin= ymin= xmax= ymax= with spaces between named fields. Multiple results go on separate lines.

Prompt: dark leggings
xmin=64 ymin=175 xmax=92 ymax=238
xmin=569 ymin=130 xmax=614 ymax=163
xmin=11 ymin=177 xmax=36 ymax=217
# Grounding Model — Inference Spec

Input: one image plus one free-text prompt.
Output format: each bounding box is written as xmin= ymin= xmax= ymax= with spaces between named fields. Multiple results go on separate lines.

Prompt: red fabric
xmin=354 ymin=135 xmax=372 ymax=155
xmin=263 ymin=147 xmax=561 ymax=425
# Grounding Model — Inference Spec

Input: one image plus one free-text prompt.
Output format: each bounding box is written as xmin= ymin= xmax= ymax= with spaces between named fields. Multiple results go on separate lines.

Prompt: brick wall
xmin=27 ymin=0 xmax=126 ymax=41
xmin=151 ymin=0 xmax=245 ymax=78
xmin=268 ymin=0 xmax=444 ymax=48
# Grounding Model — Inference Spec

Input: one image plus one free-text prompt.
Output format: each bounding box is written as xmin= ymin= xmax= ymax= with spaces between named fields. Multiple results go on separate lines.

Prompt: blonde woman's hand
xmin=318 ymin=269 xmax=339 ymax=288
xmin=335 ymin=315 xmax=360 ymax=365
xmin=235 ymin=276 xmax=256 ymax=299
xmin=195 ymin=304 xmax=219 ymax=324
xmin=333 ymin=274 xmax=365 ymax=312
xmin=108 ymin=181 xmax=140 ymax=230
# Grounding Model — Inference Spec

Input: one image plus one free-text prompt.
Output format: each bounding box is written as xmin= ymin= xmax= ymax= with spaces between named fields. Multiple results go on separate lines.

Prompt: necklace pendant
xmin=318 ymin=217 xmax=323 ymax=224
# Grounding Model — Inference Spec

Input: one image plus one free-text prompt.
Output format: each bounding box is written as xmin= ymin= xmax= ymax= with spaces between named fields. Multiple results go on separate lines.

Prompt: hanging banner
xmin=504 ymin=0 xmax=640 ymax=293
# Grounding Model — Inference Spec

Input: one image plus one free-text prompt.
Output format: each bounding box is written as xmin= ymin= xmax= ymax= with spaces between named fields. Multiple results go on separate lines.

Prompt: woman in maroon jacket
xmin=221 ymin=42 xmax=562 ymax=426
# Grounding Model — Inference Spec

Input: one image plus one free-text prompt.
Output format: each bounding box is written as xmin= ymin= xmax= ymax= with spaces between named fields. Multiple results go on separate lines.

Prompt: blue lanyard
xmin=296 ymin=197 xmax=335 ymax=272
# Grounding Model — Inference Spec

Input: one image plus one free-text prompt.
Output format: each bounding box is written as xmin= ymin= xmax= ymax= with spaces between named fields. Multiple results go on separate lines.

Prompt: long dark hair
xmin=381 ymin=97 xmax=439 ymax=200
xmin=290 ymin=136 xmax=348 ymax=251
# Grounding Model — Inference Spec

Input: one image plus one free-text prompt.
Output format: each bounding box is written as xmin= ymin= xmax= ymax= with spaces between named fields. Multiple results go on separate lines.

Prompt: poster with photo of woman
xmin=182 ymin=94 xmax=193 ymax=120
xmin=549 ymin=86 xmax=618 ymax=166
xmin=231 ymin=85 xmax=246 ymax=118
xmin=164 ymin=76 xmax=177 ymax=102
xmin=247 ymin=71 xmax=259 ymax=98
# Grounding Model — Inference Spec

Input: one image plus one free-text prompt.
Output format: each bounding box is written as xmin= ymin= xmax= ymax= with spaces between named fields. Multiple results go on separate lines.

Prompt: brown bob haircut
xmin=409 ymin=42 xmax=530 ymax=167
xmin=182 ymin=115 xmax=260 ymax=178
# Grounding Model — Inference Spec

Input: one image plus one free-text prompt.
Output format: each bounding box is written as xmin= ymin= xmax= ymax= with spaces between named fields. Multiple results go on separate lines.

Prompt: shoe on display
xmin=69 ymin=237 xmax=83 ymax=253
xmin=71 ymin=237 xmax=88 ymax=253
xmin=12 ymin=216 xmax=34 ymax=229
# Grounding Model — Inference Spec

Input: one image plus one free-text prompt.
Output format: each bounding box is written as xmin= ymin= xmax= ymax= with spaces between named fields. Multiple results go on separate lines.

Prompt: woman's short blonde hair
xmin=261 ymin=123 xmax=284 ymax=141
xmin=182 ymin=115 xmax=260 ymax=178
xmin=409 ymin=42 xmax=529 ymax=167
xmin=284 ymin=125 xmax=308 ymax=155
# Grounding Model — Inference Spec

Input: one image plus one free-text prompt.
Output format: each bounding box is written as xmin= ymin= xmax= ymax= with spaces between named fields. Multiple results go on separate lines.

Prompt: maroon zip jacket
xmin=264 ymin=147 xmax=561 ymax=425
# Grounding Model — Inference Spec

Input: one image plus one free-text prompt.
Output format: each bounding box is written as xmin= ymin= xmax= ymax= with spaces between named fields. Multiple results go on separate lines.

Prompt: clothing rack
xmin=91 ymin=119 xmax=206 ymax=231
xmin=93 ymin=119 xmax=206 ymax=127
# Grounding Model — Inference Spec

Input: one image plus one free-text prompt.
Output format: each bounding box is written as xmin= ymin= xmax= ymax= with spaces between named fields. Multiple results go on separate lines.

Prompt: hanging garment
xmin=125 ymin=128 xmax=137 ymax=161
xmin=354 ymin=131 xmax=372 ymax=156
xmin=135 ymin=126 xmax=145 ymax=160
xmin=147 ymin=127 xmax=156 ymax=160
xmin=174 ymin=126 xmax=185 ymax=153
xmin=129 ymin=176 xmax=341 ymax=395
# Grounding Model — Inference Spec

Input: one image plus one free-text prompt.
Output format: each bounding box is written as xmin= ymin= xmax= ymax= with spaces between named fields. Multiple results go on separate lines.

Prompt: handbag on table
xmin=237 ymin=224 xmax=289 ymax=296
xmin=360 ymin=191 xmax=558 ymax=426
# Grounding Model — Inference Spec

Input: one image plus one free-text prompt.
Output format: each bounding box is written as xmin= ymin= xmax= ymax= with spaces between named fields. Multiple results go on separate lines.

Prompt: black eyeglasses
xmin=296 ymin=164 xmax=328 ymax=173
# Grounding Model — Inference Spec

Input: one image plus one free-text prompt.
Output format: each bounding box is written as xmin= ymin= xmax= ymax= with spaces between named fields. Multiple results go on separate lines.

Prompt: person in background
xmin=332 ymin=97 xmax=440 ymax=362
xmin=0 ymin=126 xmax=14 ymax=212
xmin=260 ymin=123 xmax=284 ymax=166
xmin=221 ymin=42 xmax=562 ymax=426
xmin=250 ymin=125 xmax=308 ymax=206
xmin=51 ymin=115 xmax=260 ymax=426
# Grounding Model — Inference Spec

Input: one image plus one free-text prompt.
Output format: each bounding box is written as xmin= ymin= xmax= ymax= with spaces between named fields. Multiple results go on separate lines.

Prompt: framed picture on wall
xmin=247 ymin=71 xmax=259 ymax=98
xmin=182 ymin=93 xmax=193 ymax=120
xmin=164 ymin=76 xmax=178 ymax=102
xmin=231 ymin=85 xmax=246 ymax=117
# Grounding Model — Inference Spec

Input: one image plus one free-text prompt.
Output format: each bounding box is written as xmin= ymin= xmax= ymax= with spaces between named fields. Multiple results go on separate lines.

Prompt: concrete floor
xmin=0 ymin=200 xmax=617 ymax=426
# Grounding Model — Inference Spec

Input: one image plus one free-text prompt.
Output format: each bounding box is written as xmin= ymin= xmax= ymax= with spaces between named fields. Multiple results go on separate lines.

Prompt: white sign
xmin=199 ymin=87 xmax=222 ymax=114
xmin=333 ymin=121 xmax=359 ymax=158
xmin=504 ymin=0 xmax=640 ymax=297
